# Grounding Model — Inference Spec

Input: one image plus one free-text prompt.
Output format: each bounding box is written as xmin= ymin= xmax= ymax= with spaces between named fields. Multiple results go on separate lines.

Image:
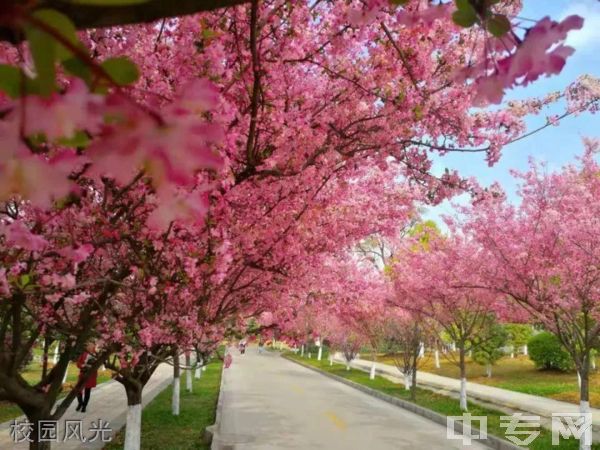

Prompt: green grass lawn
xmin=0 ymin=361 xmax=114 ymax=423
xmin=287 ymin=353 xmax=599 ymax=450
xmin=363 ymin=352 xmax=598 ymax=406
xmin=104 ymin=360 xmax=223 ymax=450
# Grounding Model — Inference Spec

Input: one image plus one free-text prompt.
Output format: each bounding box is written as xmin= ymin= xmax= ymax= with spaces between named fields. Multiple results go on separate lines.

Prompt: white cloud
xmin=562 ymin=0 xmax=600 ymax=51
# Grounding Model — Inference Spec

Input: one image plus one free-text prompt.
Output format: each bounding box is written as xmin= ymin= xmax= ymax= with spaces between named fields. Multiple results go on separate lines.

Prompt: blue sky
xmin=424 ymin=0 xmax=600 ymax=223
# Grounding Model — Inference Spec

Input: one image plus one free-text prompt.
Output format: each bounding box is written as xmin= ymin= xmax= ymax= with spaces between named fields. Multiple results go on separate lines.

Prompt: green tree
xmin=504 ymin=323 xmax=533 ymax=357
xmin=472 ymin=321 xmax=508 ymax=377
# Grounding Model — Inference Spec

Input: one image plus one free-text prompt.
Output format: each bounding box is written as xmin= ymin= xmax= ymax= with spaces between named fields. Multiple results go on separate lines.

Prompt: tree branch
xmin=1 ymin=0 xmax=251 ymax=42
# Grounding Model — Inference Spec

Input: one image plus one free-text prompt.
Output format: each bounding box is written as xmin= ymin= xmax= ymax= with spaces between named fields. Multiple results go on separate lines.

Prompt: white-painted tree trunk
xmin=186 ymin=353 xmax=193 ymax=393
xmin=451 ymin=342 xmax=456 ymax=352
xmin=62 ymin=362 xmax=69 ymax=384
xmin=522 ymin=345 xmax=528 ymax=356
xmin=510 ymin=349 xmax=515 ymax=358
xmin=403 ymin=372 xmax=411 ymax=390
xmin=195 ymin=358 xmax=203 ymax=379
xmin=186 ymin=366 xmax=193 ymax=392
xmin=329 ymin=355 xmax=333 ymax=366
xmin=486 ymin=364 xmax=492 ymax=378
xmin=592 ymin=357 xmax=596 ymax=371
xmin=308 ymin=352 xmax=312 ymax=359
xmin=369 ymin=362 xmax=376 ymax=380
xmin=300 ymin=345 xmax=304 ymax=357
xmin=580 ymin=400 xmax=591 ymax=450
xmin=317 ymin=346 xmax=323 ymax=361
xmin=418 ymin=343 xmax=425 ymax=358
xmin=578 ymin=372 xmax=582 ymax=389
xmin=124 ymin=403 xmax=142 ymax=450
xmin=346 ymin=362 xmax=350 ymax=371
xmin=52 ymin=344 xmax=59 ymax=365
xmin=172 ymin=376 xmax=180 ymax=416
xmin=460 ymin=378 xmax=468 ymax=411
xmin=434 ymin=350 xmax=440 ymax=369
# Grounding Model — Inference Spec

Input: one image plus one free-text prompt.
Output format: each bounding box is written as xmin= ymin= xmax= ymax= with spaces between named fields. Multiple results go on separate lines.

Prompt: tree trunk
xmin=27 ymin=408 xmax=53 ymax=450
xmin=418 ymin=342 xmax=425 ymax=358
xmin=317 ymin=346 xmax=323 ymax=361
xmin=41 ymin=338 xmax=50 ymax=380
xmin=369 ymin=361 xmax=376 ymax=380
xmin=124 ymin=383 xmax=143 ymax=450
xmin=345 ymin=362 xmax=350 ymax=371
xmin=185 ymin=353 xmax=192 ymax=393
xmin=522 ymin=344 xmax=528 ymax=356
xmin=459 ymin=347 xmax=468 ymax=411
xmin=329 ymin=354 xmax=333 ymax=366
xmin=62 ymin=362 xmax=69 ymax=384
xmin=403 ymin=371 xmax=411 ymax=390
xmin=579 ymin=355 xmax=591 ymax=450
xmin=411 ymin=353 xmax=418 ymax=401
xmin=195 ymin=357 xmax=203 ymax=379
xmin=29 ymin=436 xmax=52 ymax=450
xmin=308 ymin=352 xmax=311 ymax=359
xmin=486 ymin=364 xmax=492 ymax=378
xmin=434 ymin=349 xmax=440 ymax=369
xmin=172 ymin=352 xmax=180 ymax=416
xmin=300 ymin=345 xmax=304 ymax=357
xmin=52 ymin=343 xmax=59 ymax=365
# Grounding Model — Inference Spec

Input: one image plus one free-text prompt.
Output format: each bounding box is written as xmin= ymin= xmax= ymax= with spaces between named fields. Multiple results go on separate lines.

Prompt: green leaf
xmin=452 ymin=9 xmax=477 ymax=28
xmin=455 ymin=0 xmax=474 ymax=12
xmin=57 ymin=130 xmax=90 ymax=147
xmin=487 ymin=14 xmax=511 ymax=37
xmin=202 ymin=28 xmax=217 ymax=40
xmin=24 ymin=23 xmax=56 ymax=95
xmin=0 ymin=65 xmax=23 ymax=98
xmin=31 ymin=9 xmax=80 ymax=61
xmin=19 ymin=274 xmax=31 ymax=287
xmin=101 ymin=57 xmax=140 ymax=86
xmin=413 ymin=104 xmax=423 ymax=121
xmin=62 ymin=57 xmax=92 ymax=85
xmin=24 ymin=9 xmax=81 ymax=95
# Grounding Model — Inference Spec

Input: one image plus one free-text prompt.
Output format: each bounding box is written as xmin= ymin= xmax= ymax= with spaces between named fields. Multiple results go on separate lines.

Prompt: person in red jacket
xmin=76 ymin=343 xmax=97 ymax=413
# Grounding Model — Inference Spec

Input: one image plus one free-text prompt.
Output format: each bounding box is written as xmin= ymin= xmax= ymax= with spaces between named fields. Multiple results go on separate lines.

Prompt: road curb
xmin=284 ymin=355 xmax=522 ymax=450
xmin=206 ymin=362 xmax=226 ymax=449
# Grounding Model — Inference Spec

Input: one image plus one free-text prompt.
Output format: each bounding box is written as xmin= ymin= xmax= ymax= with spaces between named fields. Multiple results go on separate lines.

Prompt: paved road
xmin=0 ymin=364 xmax=172 ymax=449
xmin=212 ymin=349 xmax=488 ymax=449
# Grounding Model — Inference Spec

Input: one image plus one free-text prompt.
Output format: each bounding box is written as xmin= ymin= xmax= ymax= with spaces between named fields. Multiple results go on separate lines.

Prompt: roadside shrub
xmin=528 ymin=332 xmax=573 ymax=371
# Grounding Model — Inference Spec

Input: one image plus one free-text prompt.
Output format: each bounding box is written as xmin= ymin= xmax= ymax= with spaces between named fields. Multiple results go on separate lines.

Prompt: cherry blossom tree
xmin=0 ymin=2 xmax=597 ymax=448
xmin=463 ymin=140 xmax=600 ymax=448
xmin=381 ymin=308 xmax=429 ymax=399
xmin=392 ymin=234 xmax=506 ymax=411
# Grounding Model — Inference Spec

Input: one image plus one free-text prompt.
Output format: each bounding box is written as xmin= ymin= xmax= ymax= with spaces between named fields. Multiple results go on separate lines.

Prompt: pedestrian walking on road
xmin=76 ymin=343 xmax=98 ymax=413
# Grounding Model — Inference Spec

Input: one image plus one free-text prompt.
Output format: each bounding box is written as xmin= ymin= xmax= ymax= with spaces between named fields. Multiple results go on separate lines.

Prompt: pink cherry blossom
xmin=1 ymin=220 xmax=48 ymax=251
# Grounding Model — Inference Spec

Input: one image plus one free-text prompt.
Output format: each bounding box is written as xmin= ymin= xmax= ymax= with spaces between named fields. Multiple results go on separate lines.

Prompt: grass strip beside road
xmin=285 ymin=353 xmax=598 ymax=450
xmin=104 ymin=361 xmax=223 ymax=450
xmin=363 ymin=353 xmax=597 ymax=406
